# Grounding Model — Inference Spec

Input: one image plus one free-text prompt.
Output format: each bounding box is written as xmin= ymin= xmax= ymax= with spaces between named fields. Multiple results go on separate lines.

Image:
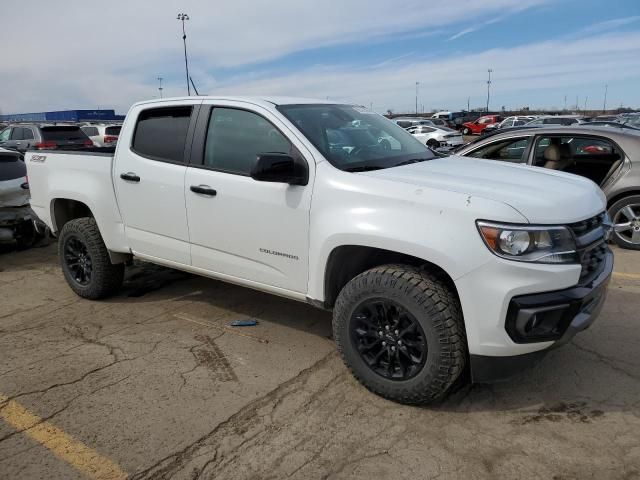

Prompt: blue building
xmin=0 ymin=109 xmax=125 ymax=123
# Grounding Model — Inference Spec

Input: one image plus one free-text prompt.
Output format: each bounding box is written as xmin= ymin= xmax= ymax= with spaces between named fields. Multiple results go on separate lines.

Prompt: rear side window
xmin=105 ymin=126 xmax=121 ymax=136
xmin=21 ymin=128 xmax=34 ymax=140
xmin=132 ymin=107 xmax=192 ymax=162
xmin=82 ymin=126 xmax=99 ymax=137
xmin=41 ymin=127 xmax=88 ymax=141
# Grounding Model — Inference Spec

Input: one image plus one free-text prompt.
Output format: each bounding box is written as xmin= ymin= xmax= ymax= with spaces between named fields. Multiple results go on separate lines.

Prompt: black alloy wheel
xmin=350 ymin=298 xmax=427 ymax=380
xmin=63 ymin=235 xmax=93 ymax=286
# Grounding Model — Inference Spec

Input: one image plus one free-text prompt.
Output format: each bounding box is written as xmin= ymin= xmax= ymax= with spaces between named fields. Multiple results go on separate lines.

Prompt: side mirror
xmin=250 ymin=153 xmax=308 ymax=186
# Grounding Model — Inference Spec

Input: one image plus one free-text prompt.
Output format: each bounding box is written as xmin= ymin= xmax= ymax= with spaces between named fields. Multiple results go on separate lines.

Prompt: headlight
xmin=476 ymin=221 xmax=578 ymax=264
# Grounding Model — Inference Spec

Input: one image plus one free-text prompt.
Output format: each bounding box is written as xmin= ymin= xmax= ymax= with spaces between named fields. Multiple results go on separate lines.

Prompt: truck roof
xmin=132 ymin=96 xmax=342 ymax=109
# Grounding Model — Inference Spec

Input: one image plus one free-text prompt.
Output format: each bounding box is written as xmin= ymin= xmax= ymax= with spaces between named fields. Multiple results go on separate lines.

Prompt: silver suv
xmin=454 ymin=126 xmax=640 ymax=249
xmin=0 ymin=124 xmax=92 ymax=153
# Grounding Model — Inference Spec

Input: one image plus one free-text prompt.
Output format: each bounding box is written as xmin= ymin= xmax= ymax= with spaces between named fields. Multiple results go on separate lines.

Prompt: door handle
xmin=190 ymin=185 xmax=217 ymax=196
xmin=120 ymin=172 xmax=140 ymax=182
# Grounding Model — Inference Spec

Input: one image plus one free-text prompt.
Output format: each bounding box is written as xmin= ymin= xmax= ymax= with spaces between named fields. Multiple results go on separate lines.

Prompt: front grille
xmin=568 ymin=212 xmax=606 ymax=237
xmin=579 ymin=243 xmax=608 ymax=281
xmin=568 ymin=212 xmax=608 ymax=282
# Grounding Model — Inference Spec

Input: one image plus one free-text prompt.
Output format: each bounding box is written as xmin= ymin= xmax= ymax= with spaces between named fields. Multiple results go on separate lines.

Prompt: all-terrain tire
xmin=608 ymin=195 xmax=640 ymax=250
xmin=58 ymin=217 xmax=124 ymax=299
xmin=333 ymin=264 xmax=467 ymax=405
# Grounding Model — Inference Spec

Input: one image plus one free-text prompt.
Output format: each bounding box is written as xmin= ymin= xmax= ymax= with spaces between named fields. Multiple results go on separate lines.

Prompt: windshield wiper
xmin=343 ymin=165 xmax=386 ymax=172
xmin=392 ymin=158 xmax=431 ymax=168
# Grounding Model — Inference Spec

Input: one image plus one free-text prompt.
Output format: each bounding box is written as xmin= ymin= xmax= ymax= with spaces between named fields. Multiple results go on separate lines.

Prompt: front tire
xmin=462 ymin=127 xmax=471 ymax=135
xmin=59 ymin=218 xmax=124 ymax=299
xmin=609 ymin=195 xmax=640 ymax=250
xmin=333 ymin=265 xmax=466 ymax=405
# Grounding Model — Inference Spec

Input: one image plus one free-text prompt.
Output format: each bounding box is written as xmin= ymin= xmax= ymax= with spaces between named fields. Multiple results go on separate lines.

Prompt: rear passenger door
xmin=184 ymin=102 xmax=314 ymax=293
xmin=114 ymin=100 xmax=201 ymax=265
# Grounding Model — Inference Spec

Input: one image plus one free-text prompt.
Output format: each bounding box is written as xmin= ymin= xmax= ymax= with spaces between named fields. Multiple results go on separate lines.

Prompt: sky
xmin=1 ymin=0 xmax=639 ymax=115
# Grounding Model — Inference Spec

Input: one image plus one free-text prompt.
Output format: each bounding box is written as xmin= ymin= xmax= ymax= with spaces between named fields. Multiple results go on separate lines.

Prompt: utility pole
xmin=576 ymin=95 xmax=579 ymax=112
xmin=603 ymin=84 xmax=608 ymax=113
xmin=157 ymin=77 xmax=163 ymax=99
xmin=467 ymin=97 xmax=470 ymax=111
xmin=564 ymin=95 xmax=567 ymax=111
xmin=415 ymin=82 xmax=419 ymax=115
xmin=584 ymin=96 xmax=588 ymax=111
xmin=486 ymin=69 xmax=493 ymax=112
xmin=177 ymin=13 xmax=191 ymax=96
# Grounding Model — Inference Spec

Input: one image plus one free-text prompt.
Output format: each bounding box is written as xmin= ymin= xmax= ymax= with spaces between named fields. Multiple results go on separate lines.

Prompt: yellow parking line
xmin=613 ymin=272 xmax=640 ymax=280
xmin=0 ymin=394 xmax=127 ymax=480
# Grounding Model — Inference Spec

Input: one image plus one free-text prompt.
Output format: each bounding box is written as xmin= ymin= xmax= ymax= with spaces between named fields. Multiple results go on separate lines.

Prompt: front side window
xmin=132 ymin=106 xmax=192 ymax=162
xmin=468 ymin=137 xmax=531 ymax=163
xmin=10 ymin=128 xmax=24 ymax=140
xmin=203 ymin=108 xmax=292 ymax=175
xmin=0 ymin=128 xmax=10 ymax=142
xmin=278 ymin=104 xmax=434 ymax=171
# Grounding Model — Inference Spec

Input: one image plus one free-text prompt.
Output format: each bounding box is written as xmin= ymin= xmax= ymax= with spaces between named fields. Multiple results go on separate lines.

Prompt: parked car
xmin=391 ymin=117 xmax=435 ymax=129
xmin=454 ymin=126 xmax=640 ymax=249
xmin=27 ymin=96 xmax=612 ymax=404
xmin=428 ymin=117 xmax=455 ymax=129
xmin=460 ymin=115 xmax=503 ymax=135
xmin=407 ymin=125 xmax=464 ymax=148
xmin=524 ymin=116 xmax=588 ymax=127
xmin=81 ymin=124 xmax=122 ymax=147
xmin=482 ymin=116 xmax=535 ymax=135
xmin=0 ymin=124 xmax=93 ymax=153
xmin=0 ymin=147 xmax=38 ymax=248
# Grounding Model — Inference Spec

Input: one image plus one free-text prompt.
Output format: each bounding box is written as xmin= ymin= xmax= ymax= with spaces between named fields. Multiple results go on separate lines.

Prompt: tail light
xmin=84 ymin=139 xmax=94 ymax=147
xmin=34 ymin=141 xmax=57 ymax=150
xmin=103 ymin=135 xmax=118 ymax=144
xmin=21 ymin=175 xmax=29 ymax=190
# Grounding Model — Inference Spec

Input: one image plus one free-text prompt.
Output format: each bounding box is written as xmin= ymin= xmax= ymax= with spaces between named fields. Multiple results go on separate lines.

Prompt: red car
xmin=461 ymin=115 xmax=502 ymax=135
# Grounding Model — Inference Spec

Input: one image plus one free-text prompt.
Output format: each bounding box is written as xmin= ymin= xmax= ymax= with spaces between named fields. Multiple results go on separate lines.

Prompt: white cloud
xmin=0 ymin=0 xmax=549 ymax=113
xmin=2 ymin=1 xmax=638 ymax=114
xmin=207 ymin=32 xmax=640 ymax=112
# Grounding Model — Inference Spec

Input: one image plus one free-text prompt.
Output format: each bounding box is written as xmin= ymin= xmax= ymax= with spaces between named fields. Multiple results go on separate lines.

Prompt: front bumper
xmin=470 ymin=248 xmax=613 ymax=383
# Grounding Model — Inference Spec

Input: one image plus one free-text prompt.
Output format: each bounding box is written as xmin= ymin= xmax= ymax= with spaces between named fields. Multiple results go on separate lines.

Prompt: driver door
xmin=185 ymin=102 xmax=315 ymax=293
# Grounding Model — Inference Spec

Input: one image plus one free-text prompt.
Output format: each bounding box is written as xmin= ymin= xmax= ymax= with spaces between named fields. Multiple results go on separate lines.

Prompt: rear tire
xmin=333 ymin=265 xmax=467 ymax=405
xmin=426 ymin=139 xmax=440 ymax=149
xmin=609 ymin=195 xmax=640 ymax=250
xmin=58 ymin=218 xmax=124 ymax=299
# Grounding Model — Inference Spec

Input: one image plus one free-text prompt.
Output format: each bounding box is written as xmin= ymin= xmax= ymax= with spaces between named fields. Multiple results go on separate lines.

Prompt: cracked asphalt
xmin=1 ymin=243 xmax=639 ymax=480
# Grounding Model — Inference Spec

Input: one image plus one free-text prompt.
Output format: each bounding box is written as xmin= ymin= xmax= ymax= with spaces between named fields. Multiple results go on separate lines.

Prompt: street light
xmin=415 ymin=82 xmax=419 ymax=115
xmin=486 ymin=69 xmax=493 ymax=112
xmin=157 ymin=77 xmax=163 ymax=99
xmin=177 ymin=13 xmax=191 ymax=96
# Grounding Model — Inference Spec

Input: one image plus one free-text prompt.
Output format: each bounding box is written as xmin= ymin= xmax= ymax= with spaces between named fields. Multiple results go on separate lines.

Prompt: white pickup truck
xmin=26 ymin=97 xmax=613 ymax=404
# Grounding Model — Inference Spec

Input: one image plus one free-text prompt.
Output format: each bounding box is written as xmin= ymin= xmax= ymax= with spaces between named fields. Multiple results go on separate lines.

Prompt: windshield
xmin=277 ymin=104 xmax=434 ymax=171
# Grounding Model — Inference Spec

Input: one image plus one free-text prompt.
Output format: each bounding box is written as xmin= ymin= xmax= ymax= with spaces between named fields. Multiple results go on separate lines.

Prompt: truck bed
xmin=25 ymin=149 xmax=129 ymax=253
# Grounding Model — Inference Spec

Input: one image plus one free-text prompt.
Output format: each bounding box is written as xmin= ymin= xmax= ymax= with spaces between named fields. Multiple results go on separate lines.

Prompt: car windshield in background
xmin=105 ymin=126 xmax=121 ymax=135
xmin=41 ymin=126 xmax=87 ymax=141
xmin=277 ymin=104 xmax=434 ymax=171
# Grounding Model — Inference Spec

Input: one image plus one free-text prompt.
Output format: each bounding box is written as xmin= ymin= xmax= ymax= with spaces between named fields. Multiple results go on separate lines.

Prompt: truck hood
xmin=360 ymin=156 xmax=606 ymax=224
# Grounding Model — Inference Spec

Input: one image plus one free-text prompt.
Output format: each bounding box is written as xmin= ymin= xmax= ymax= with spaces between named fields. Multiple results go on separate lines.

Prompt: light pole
xmin=157 ymin=77 xmax=163 ymax=99
xmin=603 ymin=84 xmax=608 ymax=113
xmin=415 ymin=82 xmax=419 ymax=116
xmin=486 ymin=69 xmax=493 ymax=112
xmin=177 ymin=13 xmax=191 ymax=96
